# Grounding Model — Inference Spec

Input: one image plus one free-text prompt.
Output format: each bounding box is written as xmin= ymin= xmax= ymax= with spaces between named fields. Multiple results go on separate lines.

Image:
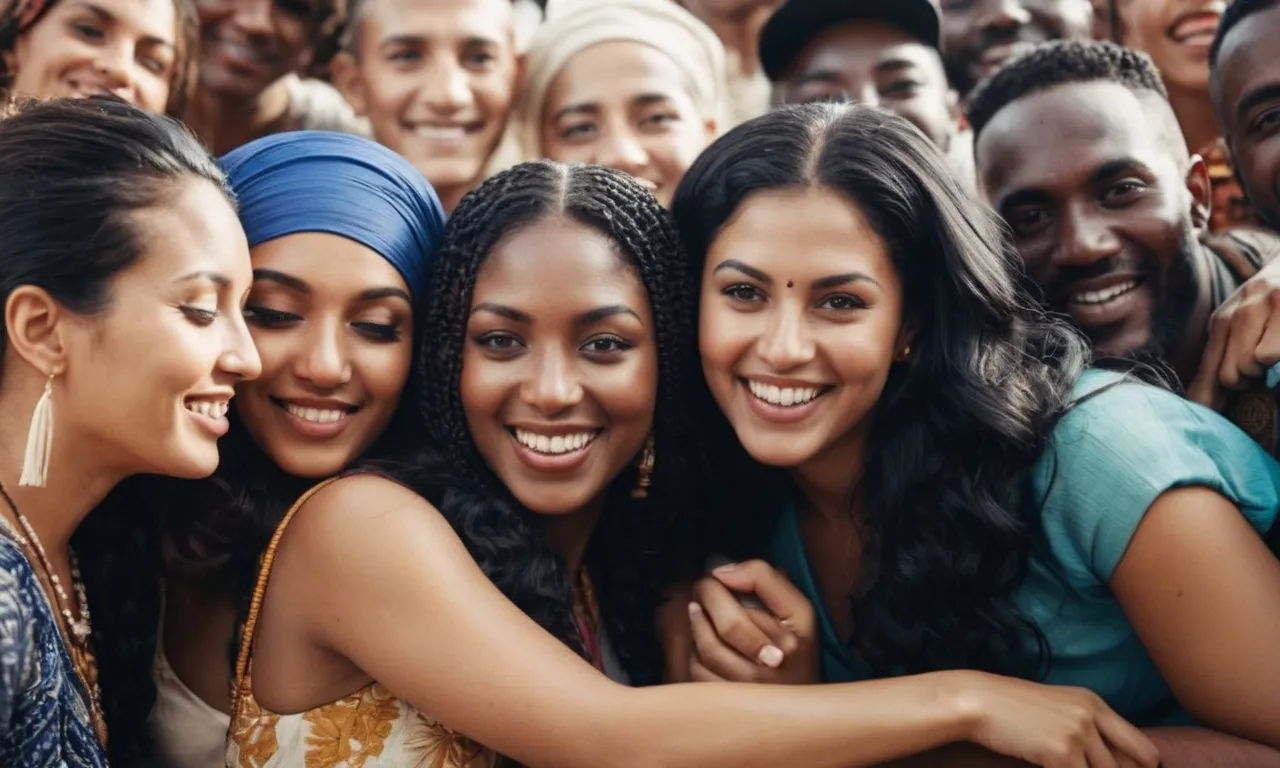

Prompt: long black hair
xmin=672 ymin=103 xmax=1091 ymax=678
xmin=386 ymin=161 xmax=704 ymax=685
xmin=0 ymin=95 xmax=232 ymax=765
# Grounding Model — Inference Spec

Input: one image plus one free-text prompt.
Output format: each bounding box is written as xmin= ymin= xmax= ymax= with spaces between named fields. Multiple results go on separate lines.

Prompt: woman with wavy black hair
xmin=222 ymin=158 xmax=1159 ymax=768
xmin=666 ymin=102 xmax=1280 ymax=754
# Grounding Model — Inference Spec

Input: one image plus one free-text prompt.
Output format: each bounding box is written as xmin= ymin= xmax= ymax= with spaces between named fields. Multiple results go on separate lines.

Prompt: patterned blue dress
xmin=0 ymin=535 xmax=107 ymax=766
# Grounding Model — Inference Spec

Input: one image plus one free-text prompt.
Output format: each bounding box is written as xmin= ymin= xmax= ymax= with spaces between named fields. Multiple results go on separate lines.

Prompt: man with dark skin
xmin=941 ymin=0 xmax=1092 ymax=96
xmin=970 ymin=40 xmax=1280 ymax=457
xmin=757 ymin=0 xmax=964 ymax=169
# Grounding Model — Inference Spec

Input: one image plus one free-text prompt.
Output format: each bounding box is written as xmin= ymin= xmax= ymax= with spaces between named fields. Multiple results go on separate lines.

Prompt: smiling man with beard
xmin=941 ymin=0 xmax=1093 ymax=97
xmin=970 ymin=41 xmax=1280 ymax=462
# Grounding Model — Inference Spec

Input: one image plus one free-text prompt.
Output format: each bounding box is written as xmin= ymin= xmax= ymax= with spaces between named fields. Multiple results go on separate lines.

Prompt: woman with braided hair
xmin=224 ymin=158 xmax=1158 ymax=768
xmin=0 ymin=0 xmax=198 ymax=115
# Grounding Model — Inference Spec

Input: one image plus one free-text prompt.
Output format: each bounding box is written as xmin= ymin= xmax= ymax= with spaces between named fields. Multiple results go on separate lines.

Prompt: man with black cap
xmin=758 ymin=0 xmax=962 ymax=154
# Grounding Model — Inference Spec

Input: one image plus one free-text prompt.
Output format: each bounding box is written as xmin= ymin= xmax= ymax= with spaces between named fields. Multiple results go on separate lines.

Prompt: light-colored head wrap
xmin=514 ymin=0 xmax=727 ymax=159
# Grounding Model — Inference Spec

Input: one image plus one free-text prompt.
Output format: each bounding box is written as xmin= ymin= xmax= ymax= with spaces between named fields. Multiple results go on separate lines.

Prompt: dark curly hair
xmin=1211 ymin=0 xmax=1277 ymax=67
xmin=672 ymin=103 xmax=1092 ymax=678
xmin=385 ymin=160 xmax=703 ymax=686
xmin=966 ymin=40 xmax=1167 ymax=140
xmin=0 ymin=96 xmax=230 ymax=765
xmin=0 ymin=0 xmax=200 ymax=117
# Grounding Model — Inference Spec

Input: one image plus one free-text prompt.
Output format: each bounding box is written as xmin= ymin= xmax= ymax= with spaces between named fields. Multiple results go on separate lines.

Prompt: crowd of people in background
xmin=2 ymin=0 xmax=1280 ymax=766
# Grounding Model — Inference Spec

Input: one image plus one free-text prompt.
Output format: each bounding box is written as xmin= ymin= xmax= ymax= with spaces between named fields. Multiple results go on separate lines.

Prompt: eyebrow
xmin=74 ymin=2 xmax=174 ymax=48
xmin=252 ymin=268 xmax=309 ymax=292
xmin=176 ymin=270 xmax=230 ymax=288
xmin=995 ymin=157 xmax=1151 ymax=211
xmin=1236 ymin=83 xmax=1280 ymax=122
xmin=552 ymin=93 xmax=675 ymax=122
xmin=471 ymin=303 xmax=642 ymax=325
xmin=713 ymin=260 xmax=880 ymax=289
xmin=379 ymin=33 xmax=500 ymax=50
xmin=472 ymin=303 xmax=529 ymax=323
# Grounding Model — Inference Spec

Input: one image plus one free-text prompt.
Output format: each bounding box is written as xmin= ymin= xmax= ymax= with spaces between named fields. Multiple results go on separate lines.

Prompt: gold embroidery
xmin=231 ymin=674 xmax=282 ymax=768
xmin=302 ymin=684 xmax=400 ymax=767
xmin=403 ymin=713 xmax=494 ymax=768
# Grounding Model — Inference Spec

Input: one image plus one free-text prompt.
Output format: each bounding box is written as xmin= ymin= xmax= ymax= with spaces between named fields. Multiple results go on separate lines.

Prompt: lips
xmin=1168 ymin=10 xmax=1221 ymax=48
xmin=1057 ymin=274 xmax=1148 ymax=329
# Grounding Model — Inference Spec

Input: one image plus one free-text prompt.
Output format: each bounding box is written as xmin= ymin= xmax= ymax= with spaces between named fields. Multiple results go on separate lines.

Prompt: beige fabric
xmin=513 ymin=0 xmax=728 ymax=159
xmin=149 ymin=601 xmax=231 ymax=768
xmin=283 ymin=75 xmax=371 ymax=137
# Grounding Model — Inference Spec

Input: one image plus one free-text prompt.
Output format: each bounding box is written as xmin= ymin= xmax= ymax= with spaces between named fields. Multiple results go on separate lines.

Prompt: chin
xmin=736 ymin=434 xmax=814 ymax=469
xmin=510 ymin=485 xmax=594 ymax=517
xmin=164 ymin=445 xmax=223 ymax=479
xmin=276 ymin=451 xmax=353 ymax=480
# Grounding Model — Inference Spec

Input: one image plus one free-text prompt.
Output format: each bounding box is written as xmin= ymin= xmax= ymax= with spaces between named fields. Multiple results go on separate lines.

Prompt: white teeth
xmin=185 ymin=401 xmax=229 ymax=419
xmin=746 ymin=380 xmax=825 ymax=407
xmin=284 ymin=403 xmax=346 ymax=424
xmin=1071 ymin=280 xmax=1138 ymax=305
xmin=513 ymin=428 xmax=596 ymax=455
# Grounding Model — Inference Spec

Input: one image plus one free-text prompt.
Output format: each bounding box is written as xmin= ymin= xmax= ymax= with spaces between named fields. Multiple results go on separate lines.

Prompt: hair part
xmin=966 ymin=40 xmax=1168 ymax=140
xmin=673 ymin=103 xmax=1091 ymax=677
xmin=0 ymin=95 xmax=229 ymax=765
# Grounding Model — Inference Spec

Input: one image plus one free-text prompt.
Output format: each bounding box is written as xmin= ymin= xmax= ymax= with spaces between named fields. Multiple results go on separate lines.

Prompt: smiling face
xmin=58 ymin=178 xmax=259 ymax=478
xmin=461 ymin=216 xmax=657 ymax=516
xmin=940 ymin=0 xmax=1092 ymax=94
xmin=193 ymin=0 xmax=316 ymax=100
xmin=234 ymin=232 xmax=414 ymax=479
xmin=777 ymin=21 xmax=958 ymax=150
xmin=1116 ymin=0 xmax=1223 ymax=92
xmin=977 ymin=80 xmax=1207 ymax=361
xmin=6 ymin=0 xmax=177 ymax=112
xmin=540 ymin=40 xmax=715 ymax=208
xmin=334 ymin=0 xmax=517 ymax=207
xmin=1213 ymin=2 xmax=1280 ymax=231
xmin=699 ymin=186 xmax=907 ymax=472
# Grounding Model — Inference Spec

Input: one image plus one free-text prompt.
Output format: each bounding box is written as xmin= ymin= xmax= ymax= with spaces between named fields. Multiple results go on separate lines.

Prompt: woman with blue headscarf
xmin=150 ymin=131 xmax=451 ymax=768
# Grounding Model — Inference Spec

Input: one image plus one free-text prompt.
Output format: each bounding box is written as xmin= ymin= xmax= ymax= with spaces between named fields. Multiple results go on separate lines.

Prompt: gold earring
xmin=19 ymin=374 xmax=54 ymax=488
xmin=631 ymin=434 xmax=655 ymax=500
xmin=898 ymin=344 xmax=912 ymax=362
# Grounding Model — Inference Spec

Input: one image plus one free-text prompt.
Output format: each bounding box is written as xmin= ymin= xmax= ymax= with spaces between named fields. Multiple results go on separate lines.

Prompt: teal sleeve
xmin=1032 ymin=373 xmax=1280 ymax=583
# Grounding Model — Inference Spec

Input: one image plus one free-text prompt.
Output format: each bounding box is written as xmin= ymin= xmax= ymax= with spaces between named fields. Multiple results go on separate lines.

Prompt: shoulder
xmin=1033 ymin=371 xmax=1280 ymax=580
xmin=0 ymin=539 xmax=43 ymax=711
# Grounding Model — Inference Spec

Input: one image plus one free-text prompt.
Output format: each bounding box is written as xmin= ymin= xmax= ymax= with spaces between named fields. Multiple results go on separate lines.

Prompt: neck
xmin=1169 ymin=241 xmax=1218 ymax=386
xmin=539 ymin=496 xmax=604 ymax=581
xmin=436 ymin=183 xmax=471 ymax=215
xmin=0 ymin=386 xmax=123 ymax=554
xmin=789 ymin=427 xmax=868 ymax=529
xmin=1167 ymin=83 xmax=1220 ymax=154
xmin=187 ymin=79 xmax=292 ymax=156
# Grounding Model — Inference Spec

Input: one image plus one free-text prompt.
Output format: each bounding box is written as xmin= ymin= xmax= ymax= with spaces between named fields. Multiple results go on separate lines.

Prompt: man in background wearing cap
xmin=758 ymin=0 xmax=969 ymax=182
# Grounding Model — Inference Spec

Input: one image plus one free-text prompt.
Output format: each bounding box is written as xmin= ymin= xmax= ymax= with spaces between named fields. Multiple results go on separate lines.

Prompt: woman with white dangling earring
xmin=0 ymin=96 xmax=260 ymax=767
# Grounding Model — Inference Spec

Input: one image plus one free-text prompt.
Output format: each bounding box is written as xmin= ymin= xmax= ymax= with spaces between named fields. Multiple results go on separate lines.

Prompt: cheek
xmin=474 ymin=75 xmax=515 ymax=126
xmin=360 ymin=343 xmax=413 ymax=408
xmin=138 ymin=75 xmax=172 ymax=112
xmin=459 ymin=347 xmax=511 ymax=423
xmin=652 ymin=128 xmax=704 ymax=182
xmin=698 ymin=302 xmax=750 ymax=380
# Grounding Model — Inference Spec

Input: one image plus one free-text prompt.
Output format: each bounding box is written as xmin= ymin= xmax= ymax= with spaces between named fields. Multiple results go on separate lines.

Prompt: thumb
xmin=1188 ymin=319 xmax=1230 ymax=410
xmin=712 ymin=560 xmax=814 ymax=632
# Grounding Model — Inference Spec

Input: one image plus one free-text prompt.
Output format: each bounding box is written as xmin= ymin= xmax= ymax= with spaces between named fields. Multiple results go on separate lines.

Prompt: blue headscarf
xmin=219 ymin=131 xmax=446 ymax=302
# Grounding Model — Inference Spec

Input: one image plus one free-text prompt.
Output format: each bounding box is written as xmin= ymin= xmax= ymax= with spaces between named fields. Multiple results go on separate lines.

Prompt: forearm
xmin=569 ymin=672 xmax=973 ymax=768
xmin=878 ymin=744 xmax=1031 ymax=767
xmin=1146 ymin=727 xmax=1280 ymax=768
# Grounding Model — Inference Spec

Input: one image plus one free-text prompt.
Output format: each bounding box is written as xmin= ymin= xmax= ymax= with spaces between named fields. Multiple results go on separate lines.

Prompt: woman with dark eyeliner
xmin=664 ymin=102 xmax=1280 ymax=763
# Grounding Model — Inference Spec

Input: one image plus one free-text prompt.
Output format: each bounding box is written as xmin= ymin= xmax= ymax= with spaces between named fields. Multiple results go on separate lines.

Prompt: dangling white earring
xmin=19 ymin=375 xmax=54 ymax=488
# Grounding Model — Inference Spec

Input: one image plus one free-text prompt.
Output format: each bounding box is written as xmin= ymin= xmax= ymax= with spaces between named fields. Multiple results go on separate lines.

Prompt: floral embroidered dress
xmin=226 ymin=480 xmax=494 ymax=768
xmin=0 ymin=535 xmax=107 ymax=767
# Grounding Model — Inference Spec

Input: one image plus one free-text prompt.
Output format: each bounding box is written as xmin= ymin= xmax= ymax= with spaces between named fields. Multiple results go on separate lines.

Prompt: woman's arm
xmin=261 ymin=476 xmax=1156 ymax=768
xmin=1110 ymin=485 xmax=1280 ymax=749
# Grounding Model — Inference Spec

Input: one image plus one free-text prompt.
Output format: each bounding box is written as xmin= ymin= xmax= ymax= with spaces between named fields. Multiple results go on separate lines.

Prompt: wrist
xmin=932 ymin=670 xmax=988 ymax=746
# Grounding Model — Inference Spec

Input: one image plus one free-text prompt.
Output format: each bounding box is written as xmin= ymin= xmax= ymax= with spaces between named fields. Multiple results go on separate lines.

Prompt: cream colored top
xmin=150 ymin=596 xmax=233 ymax=768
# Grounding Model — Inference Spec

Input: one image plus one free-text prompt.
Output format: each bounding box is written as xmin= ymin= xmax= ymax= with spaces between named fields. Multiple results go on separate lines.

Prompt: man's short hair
xmin=1210 ymin=0 xmax=1279 ymax=68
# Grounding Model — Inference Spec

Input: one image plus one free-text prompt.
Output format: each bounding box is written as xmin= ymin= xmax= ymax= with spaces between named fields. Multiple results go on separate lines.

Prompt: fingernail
xmin=757 ymin=645 xmax=784 ymax=668
xmin=687 ymin=602 xmax=702 ymax=616
xmin=714 ymin=562 xmax=739 ymax=572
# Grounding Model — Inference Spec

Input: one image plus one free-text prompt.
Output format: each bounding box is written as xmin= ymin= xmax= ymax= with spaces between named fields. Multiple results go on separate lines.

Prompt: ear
xmin=895 ymin=318 xmax=920 ymax=362
xmin=2 ymin=39 xmax=20 ymax=82
xmin=5 ymin=286 xmax=68 ymax=378
xmin=1185 ymin=153 xmax=1212 ymax=233
xmin=330 ymin=51 xmax=368 ymax=115
xmin=946 ymin=86 xmax=965 ymax=132
xmin=1111 ymin=0 xmax=1131 ymax=43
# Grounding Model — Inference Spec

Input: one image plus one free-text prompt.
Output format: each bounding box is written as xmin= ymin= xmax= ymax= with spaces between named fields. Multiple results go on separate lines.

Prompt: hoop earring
xmin=631 ymin=434 xmax=655 ymax=500
xmin=19 ymin=375 xmax=54 ymax=488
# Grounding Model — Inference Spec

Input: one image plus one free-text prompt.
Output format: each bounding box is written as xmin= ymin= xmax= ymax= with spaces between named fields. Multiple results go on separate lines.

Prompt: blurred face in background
xmin=194 ymin=0 xmax=318 ymax=100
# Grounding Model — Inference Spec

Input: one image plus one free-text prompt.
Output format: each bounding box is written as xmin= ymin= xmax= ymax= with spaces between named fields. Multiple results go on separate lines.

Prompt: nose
xmin=1055 ymin=204 xmax=1123 ymax=269
xmin=842 ymin=82 xmax=880 ymax=109
xmin=979 ymin=0 xmax=1031 ymax=31
xmin=232 ymin=0 xmax=273 ymax=39
xmin=756 ymin=304 xmax=816 ymax=372
xmin=221 ymin=312 xmax=262 ymax=382
xmin=594 ymin=128 xmax=649 ymax=176
xmin=519 ymin=348 xmax=583 ymax=415
xmin=94 ymin=40 xmax=136 ymax=93
xmin=420 ymin=57 xmax=473 ymax=113
xmin=294 ymin=319 xmax=352 ymax=389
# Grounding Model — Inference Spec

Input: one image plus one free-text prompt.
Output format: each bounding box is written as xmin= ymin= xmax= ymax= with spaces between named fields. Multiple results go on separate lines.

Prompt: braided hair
xmin=0 ymin=0 xmax=200 ymax=117
xmin=386 ymin=160 xmax=703 ymax=684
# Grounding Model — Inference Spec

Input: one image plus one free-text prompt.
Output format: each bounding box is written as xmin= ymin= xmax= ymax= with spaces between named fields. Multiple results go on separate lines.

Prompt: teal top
xmin=768 ymin=370 xmax=1280 ymax=725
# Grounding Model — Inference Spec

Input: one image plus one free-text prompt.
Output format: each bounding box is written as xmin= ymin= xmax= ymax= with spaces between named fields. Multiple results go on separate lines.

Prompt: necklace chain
xmin=0 ymin=480 xmax=107 ymax=749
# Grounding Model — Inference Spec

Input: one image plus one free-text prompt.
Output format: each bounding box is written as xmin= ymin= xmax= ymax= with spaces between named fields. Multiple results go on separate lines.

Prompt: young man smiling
xmin=969 ymin=41 xmax=1280 ymax=461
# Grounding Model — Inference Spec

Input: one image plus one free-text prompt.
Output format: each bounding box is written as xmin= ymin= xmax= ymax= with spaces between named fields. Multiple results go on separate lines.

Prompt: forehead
xmin=978 ymin=81 xmax=1179 ymax=200
xmin=790 ymin=21 xmax=944 ymax=80
xmin=546 ymin=41 xmax=693 ymax=113
xmin=364 ymin=0 xmax=511 ymax=40
xmin=49 ymin=0 xmax=176 ymax=44
xmin=1214 ymin=5 xmax=1280 ymax=129
xmin=478 ymin=217 xmax=646 ymax=302
xmin=250 ymin=233 xmax=409 ymax=294
xmin=128 ymin=180 xmax=247 ymax=283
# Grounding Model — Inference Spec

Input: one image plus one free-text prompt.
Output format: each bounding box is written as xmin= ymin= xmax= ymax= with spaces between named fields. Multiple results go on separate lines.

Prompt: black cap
xmin=760 ymin=0 xmax=943 ymax=81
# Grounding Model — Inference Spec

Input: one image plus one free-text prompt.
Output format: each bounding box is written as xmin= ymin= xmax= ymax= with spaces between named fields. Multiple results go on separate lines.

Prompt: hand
xmin=656 ymin=582 xmax=695 ymax=683
xmin=1188 ymin=259 xmax=1280 ymax=410
xmin=951 ymin=671 xmax=1161 ymax=768
xmin=686 ymin=559 xmax=820 ymax=685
